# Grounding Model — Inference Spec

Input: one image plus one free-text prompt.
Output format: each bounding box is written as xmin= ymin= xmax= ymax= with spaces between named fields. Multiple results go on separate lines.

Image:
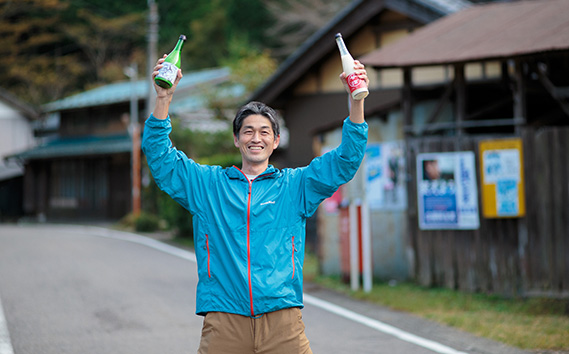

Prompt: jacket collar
xmin=226 ymin=165 xmax=280 ymax=181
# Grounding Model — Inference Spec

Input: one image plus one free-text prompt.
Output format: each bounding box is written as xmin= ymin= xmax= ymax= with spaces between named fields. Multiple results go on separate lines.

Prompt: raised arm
xmin=152 ymin=55 xmax=183 ymax=120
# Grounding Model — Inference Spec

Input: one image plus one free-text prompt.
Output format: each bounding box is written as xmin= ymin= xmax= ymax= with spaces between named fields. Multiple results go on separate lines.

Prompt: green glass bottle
xmin=155 ymin=34 xmax=187 ymax=88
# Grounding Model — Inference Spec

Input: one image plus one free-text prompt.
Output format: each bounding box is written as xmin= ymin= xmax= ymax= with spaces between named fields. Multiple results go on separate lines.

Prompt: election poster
xmin=417 ymin=152 xmax=479 ymax=230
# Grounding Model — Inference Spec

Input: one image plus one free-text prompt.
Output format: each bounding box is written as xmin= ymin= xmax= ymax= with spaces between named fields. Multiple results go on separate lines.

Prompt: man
xmin=142 ymin=55 xmax=369 ymax=354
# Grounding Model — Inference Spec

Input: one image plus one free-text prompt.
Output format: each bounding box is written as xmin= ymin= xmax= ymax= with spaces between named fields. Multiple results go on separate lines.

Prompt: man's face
xmin=234 ymin=114 xmax=280 ymax=169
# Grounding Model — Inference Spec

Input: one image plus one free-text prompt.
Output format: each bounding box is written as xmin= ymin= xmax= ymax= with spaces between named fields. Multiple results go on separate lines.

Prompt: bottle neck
xmin=173 ymin=39 xmax=184 ymax=52
xmin=336 ymin=37 xmax=349 ymax=56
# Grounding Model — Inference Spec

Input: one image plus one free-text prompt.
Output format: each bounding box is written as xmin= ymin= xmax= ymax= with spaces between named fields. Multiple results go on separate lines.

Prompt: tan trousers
xmin=197 ymin=307 xmax=313 ymax=354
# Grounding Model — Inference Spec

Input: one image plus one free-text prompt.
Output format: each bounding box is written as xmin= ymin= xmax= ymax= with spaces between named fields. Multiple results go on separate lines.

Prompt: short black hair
xmin=233 ymin=101 xmax=280 ymax=138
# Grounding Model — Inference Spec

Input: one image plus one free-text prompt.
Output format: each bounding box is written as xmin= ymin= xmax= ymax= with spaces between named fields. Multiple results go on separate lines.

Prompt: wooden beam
xmin=512 ymin=59 xmax=528 ymax=135
xmin=467 ymin=97 xmax=512 ymax=120
xmin=536 ymin=63 xmax=569 ymax=117
xmin=454 ymin=63 xmax=466 ymax=138
xmin=402 ymin=68 xmax=413 ymax=138
xmin=418 ymin=79 xmax=454 ymax=135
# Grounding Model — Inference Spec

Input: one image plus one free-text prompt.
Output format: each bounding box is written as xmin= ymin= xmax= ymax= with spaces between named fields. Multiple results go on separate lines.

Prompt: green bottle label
xmin=156 ymin=62 xmax=177 ymax=86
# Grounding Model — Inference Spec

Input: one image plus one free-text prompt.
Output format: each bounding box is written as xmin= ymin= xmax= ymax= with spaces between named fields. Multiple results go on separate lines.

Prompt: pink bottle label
xmin=347 ymin=72 xmax=365 ymax=93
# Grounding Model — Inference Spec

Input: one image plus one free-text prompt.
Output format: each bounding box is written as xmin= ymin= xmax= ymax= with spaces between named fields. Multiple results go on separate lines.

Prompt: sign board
xmin=479 ymin=138 xmax=525 ymax=218
xmin=365 ymin=142 xmax=407 ymax=211
xmin=417 ymin=152 xmax=479 ymax=230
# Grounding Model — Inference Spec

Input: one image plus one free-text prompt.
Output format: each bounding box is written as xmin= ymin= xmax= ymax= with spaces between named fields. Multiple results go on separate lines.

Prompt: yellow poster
xmin=479 ymin=138 xmax=525 ymax=218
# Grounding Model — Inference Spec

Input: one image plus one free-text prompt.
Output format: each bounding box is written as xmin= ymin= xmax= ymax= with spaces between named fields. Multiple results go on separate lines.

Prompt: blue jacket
xmin=142 ymin=115 xmax=367 ymax=317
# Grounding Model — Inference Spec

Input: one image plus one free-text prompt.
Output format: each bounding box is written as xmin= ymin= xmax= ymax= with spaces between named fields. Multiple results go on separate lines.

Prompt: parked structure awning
xmin=8 ymin=135 xmax=132 ymax=161
xmin=361 ymin=0 xmax=569 ymax=68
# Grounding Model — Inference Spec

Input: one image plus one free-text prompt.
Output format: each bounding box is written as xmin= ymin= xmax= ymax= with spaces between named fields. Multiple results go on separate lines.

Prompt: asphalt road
xmin=0 ymin=224 xmax=530 ymax=354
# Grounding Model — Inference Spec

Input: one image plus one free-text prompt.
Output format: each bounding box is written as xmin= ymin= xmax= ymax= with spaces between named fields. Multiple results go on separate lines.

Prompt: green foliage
xmin=133 ymin=211 xmax=160 ymax=232
xmin=0 ymin=0 xmax=75 ymax=104
xmin=169 ymin=119 xmax=237 ymax=161
xmin=60 ymin=9 xmax=146 ymax=82
xmin=223 ymin=37 xmax=278 ymax=93
xmin=0 ymin=0 xmax=146 ymax=104
xmin=118 ymin=211 xmax=160 ymax=232
xmin=166 ymin=0 xmax=275 ymax=70
xmin=197 ymin=153 xmax=242 ymax=168
xmin=183 ymin=0 xmax=229 ymax=69
xmin=0 ymin=0 xmax=337 ymax=105
xmin=157 ymin=192 xmax=193 ymax=238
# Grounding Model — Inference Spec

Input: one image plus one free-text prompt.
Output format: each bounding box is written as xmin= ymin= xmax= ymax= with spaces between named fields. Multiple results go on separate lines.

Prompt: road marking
xmin=303 ymin=294 xmax=467 ymax=354
xmin=79 ymin=226 xmax=466 ymax=354
xmin=0 ymin=295 xmax=15 ymax=354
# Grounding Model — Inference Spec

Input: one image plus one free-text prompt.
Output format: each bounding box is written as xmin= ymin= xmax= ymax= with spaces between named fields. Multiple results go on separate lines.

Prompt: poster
xmin=417 ymin=152 xmax=479 ymax=230
xmin=365 ymin=142 xmax=407 ymax=210
xmin=479 ymin=139 xmax=525 ymax=217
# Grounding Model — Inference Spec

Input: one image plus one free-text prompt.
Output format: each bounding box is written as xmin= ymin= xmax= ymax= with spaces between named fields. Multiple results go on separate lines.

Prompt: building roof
xmin=361 ymin=0 xmax=569 ymax=68
xmin=250 ymin=0 xmax=469 ymax=105
xmin=9 ymin=134 xmax=132 ymax=161
xmin=43 ymin=67 xmax=231 ymax=112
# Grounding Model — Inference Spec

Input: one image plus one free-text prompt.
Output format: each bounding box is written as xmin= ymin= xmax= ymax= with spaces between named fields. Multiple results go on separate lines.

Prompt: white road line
xmin=303 ymin=294 xmax=467 ymax=354
xmin=0 ymin=295 xmax=15 ymax=354
xmin=78 ymin=226 xmax=466 ymax=354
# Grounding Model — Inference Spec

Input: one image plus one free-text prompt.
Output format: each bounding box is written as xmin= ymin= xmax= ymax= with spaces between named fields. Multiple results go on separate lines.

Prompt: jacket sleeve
xmin=141 ymin=115 xmax=211 ymax=215
xmin=299 ymin=117 xmax=368 ymax=217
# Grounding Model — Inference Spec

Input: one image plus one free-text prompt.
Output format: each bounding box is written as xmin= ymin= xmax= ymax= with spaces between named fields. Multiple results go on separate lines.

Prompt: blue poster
xmin=417 ymin=152 xmax=479 ymax=230
xmin=365 ymin=142 xmax=407 ymax=210
xmin=496 ymin=179 xmax=518 ymax=215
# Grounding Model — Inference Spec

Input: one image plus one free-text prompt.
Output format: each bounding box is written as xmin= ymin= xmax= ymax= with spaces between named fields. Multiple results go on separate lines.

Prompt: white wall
xmin=0 ymin=101 xmax=35 ymax=178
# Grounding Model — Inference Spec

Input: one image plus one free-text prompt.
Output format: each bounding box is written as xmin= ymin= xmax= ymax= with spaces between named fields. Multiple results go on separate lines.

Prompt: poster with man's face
xmin=417 ymin=152 xmax=479 ymax=230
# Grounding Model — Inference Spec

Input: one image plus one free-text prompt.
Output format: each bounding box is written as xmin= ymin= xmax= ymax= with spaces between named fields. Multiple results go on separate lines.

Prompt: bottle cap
xmin=179 ymin=34 xmax=187 ymax=41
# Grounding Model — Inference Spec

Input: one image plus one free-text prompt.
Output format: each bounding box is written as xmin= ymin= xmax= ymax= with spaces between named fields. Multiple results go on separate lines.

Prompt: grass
xmin=303 ymin=252 xmax=569 ymax=352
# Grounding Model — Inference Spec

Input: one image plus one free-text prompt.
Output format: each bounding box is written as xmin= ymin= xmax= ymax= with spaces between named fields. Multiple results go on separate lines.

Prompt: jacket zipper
xmin=233 ymin=166 xmax=275 ymax=317
xmin=292 ymin=236 xmax=295 ymax=279
xmin=206 ymin=234 xmax=211 ymax=278
xmin=246 ymin=178 xmax=255 ymax=316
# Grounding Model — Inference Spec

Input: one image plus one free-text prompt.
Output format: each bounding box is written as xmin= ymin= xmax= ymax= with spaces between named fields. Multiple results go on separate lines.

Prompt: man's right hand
xmin=153 ymin=55 xmax=183 ymax=99
xmin=152 ymin=55 xmax=183 ymax=120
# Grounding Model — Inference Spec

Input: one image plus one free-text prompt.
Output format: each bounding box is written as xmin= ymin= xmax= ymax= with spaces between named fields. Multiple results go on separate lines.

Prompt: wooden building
xmin=251 ymin=0 xmax=470 ymax=280
xmin=361 ymin=0 xmax=569 ymax=296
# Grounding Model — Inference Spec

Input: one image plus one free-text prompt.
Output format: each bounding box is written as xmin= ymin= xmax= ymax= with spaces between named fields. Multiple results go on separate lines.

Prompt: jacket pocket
xmin=206 ymin=234 xmax=211 ymax=278
xmin=291 ymin=236 xmax=295 ymax=280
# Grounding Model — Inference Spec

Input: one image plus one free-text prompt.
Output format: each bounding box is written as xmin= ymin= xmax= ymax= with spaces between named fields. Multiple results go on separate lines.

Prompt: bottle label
xmin=347 ymin=72 xmax=365 ymax=93
xmin=156 ymin=62 xmax=177 ymax=84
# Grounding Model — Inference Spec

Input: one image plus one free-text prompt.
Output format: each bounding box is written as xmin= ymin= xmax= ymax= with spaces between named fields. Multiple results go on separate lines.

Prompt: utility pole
xmin=124 ymin=63 xmax=141 ymax=216
xmin=147 ymin=0 xmax=159 ymax=119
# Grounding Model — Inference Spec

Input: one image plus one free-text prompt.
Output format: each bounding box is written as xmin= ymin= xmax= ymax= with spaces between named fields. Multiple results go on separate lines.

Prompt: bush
xmin=158 ymin=194 xmax=193 ymax=238
xmin=134 ymin=212 xmax=160 ymax=232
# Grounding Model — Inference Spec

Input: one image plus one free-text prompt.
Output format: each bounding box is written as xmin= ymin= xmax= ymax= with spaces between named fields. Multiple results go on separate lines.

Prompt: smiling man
xmin=232 ymin=105 xmax=281 ymax=177
xmin=142 ymin=55 xmax=369 ymax=354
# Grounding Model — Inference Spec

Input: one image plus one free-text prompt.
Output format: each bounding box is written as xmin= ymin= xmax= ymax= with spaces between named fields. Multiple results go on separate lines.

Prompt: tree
xmin=0 ymin=0 xmax=349 ymax=105
xmin=0 ymin=0 xmax=79 ymax=104
xmin=224 ymin=39 xmax=277 ymax=94
xmin=60 ymin=9 xmax=146 ymax=84
xmin=0 ymin=0 xmax=146 ymax=104
xmin=263 ymin=0 xmax=352 ymax=60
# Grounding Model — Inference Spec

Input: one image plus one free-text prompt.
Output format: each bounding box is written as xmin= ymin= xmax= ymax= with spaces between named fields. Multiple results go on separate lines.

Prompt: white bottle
xmin=335 ymin=33 xmax=369 ymax=100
